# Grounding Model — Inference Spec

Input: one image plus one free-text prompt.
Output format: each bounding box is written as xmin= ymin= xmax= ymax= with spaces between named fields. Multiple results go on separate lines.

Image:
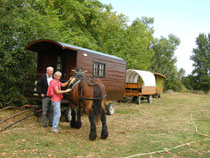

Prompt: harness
xmin=79 ymin=77 xmax=107 ymax=101
xmin=68 ymin=72 xmax=107 ymax=101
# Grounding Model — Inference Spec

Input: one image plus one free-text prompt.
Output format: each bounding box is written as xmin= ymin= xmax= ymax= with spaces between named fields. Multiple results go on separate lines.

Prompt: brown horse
xmin=68 ymin=70 xmax=108 ymax=140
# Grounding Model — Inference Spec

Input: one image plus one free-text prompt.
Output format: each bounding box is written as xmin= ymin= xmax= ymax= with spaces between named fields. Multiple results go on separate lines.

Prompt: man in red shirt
xmin=47 ymin=71 xmax=73 ymax=133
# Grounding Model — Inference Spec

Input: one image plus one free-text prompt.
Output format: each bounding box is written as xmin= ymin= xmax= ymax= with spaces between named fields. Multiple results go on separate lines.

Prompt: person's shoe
xmin=52 ymin=128 xmax=60 ymax=133
xmin=43 ymin=124 xmax=47 ymax=128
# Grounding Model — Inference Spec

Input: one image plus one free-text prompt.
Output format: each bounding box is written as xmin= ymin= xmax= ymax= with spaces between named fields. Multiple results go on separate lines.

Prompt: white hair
xmin=47 ymin=66 xmax=54 ymax=71
xmin=54 ymin=71 xmax=62 ymax=77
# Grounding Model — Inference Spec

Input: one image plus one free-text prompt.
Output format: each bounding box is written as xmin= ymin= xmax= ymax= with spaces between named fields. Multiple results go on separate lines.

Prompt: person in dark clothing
xmin=36 ymin=66 xmax=54 ymax=127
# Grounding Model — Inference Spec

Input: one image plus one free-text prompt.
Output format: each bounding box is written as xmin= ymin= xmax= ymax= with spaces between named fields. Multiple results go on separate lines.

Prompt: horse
xmin=68 ymin=70 xmax=108 ymax=140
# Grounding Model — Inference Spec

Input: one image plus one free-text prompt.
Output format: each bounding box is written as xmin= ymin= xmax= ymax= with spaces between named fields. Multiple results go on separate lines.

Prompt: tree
xmin=97 ymin=14 xmax=155 ymax=70
xmin=0 ymin=0 xmax=63 ymax=107
xmin=122 ymin=17 xmax=154 ymax=70
xmin=182 ymin=75 xmax=195 ymax=90
xmin=190 ymin=33 xmax=210 ymax=93
xmin=177 ymin=68 xmax=186 ymax=80
xmin=151 ymin=34 xmax=181 ymax=90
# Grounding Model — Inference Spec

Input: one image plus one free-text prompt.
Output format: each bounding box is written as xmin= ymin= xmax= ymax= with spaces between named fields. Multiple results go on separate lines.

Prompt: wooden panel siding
xmin=124 ymin=83 xmax=156 ymax=96
xmin=125 ymin=83 xmax=144 ymax=89
xmin=76 ymin=50 xmax=126 ymax=98
xmin=142 ymin=87 xmax=156 ymax=94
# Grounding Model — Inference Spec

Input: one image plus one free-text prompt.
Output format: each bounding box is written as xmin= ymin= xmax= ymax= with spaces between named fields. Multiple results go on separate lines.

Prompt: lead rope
xmin=124 ymin=110 xmax=210 ymax=158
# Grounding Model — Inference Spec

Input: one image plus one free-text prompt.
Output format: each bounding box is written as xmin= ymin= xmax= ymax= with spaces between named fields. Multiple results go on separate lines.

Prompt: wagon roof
xmin=126 ymin=69 xmax=156 ymax=87
xmin=24 ymin=39 xmax=124 ymax=61
xmin=153 ymin=73 xmax=166 ymax=79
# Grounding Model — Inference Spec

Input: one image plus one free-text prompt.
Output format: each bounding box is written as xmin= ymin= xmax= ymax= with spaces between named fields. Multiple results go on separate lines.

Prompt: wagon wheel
xmin=106 ymin=103 xmax=115 ymax=115
xmin=64 ymin=106 xmax=72 ymax=122
xmin=147 ymin=95 xmax=152 ymax=103
xmin=136 ymin=96 xmax=141 ymax=104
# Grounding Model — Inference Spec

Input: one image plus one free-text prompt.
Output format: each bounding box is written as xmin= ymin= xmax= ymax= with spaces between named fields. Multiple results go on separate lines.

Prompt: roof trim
xmin=24 ymin=39 xmax=66 ymax=51
xmin=153 ymin=73 xmax=166 ymax=79
xmin=24 ymin=39 xmax=124 ymax=61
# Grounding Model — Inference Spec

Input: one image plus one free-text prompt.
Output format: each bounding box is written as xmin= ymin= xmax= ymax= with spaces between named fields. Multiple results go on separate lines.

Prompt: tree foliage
xmin=151 ymin=34 xmax=181 ymax=90
xmin=189 ymin=33 xmax=210 ymax=93
xmin=0 ymin=0 xmax=183 ymax=106
xmin=0 ymin=0 xmax=63 ymax=106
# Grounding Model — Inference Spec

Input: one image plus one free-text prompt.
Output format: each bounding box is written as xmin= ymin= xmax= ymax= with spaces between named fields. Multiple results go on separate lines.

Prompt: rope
xmin=190 ymin=110 xmax=210 ymax=138
xmin=124 ymin=141 xmax=196 ymax=158
xmin=124 ymin=110 xmax=210 ymax=158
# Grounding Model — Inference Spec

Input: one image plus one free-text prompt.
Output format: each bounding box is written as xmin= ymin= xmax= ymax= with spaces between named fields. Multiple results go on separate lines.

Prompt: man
xmin=36 ymin=66 xmax=54 ymax=127
xmin=47 ymin=71 xmax=73 ymax=133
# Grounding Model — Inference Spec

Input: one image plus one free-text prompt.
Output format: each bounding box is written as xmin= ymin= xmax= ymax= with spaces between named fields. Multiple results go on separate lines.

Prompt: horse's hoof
xmin=101 ymin=131 xmax=109 ymax=139
xmin=75 ymin=122 xmax=82 ymax=129
xmin=70 ymin=123 xmax=76 ymax=128
xmin=70 ymin=120 xmax=76 ymax=128
xmin=89 ymin=133 xmax=97 ymax=140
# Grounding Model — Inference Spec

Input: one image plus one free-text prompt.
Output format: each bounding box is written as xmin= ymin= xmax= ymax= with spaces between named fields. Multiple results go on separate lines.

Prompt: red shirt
xmin=47 ymin=79 xmax=63 ymax=102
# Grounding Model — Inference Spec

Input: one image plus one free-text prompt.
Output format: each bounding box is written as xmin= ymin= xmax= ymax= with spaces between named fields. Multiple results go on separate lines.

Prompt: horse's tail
xmin=93 ymin=84 xmax=102 ymax=122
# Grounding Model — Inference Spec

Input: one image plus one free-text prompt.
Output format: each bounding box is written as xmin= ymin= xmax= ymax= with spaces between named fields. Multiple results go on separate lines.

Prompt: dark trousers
xmin=42 ymin=97 xmax=53 ymax=126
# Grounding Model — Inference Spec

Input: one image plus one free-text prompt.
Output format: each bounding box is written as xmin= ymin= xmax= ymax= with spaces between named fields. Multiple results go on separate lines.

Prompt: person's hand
xmin=69 ymin=76 xmax=74 ymax=81
xmin=41 ymin=93 xmax=45 ymax=97
xmin=66 ymin=88 xmax=71 ymax=93
xmin=68 ymin=76 xmax=75 ymax=84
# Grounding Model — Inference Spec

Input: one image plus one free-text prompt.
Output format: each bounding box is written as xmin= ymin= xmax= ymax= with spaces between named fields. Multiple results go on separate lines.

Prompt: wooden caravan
xmin=153 ymin=73 xmax=166 ymax=98
xmin=24 ymin=39 xmax=126 ymax=104
xmin=124 ymin=69 xmax=156 ymax=104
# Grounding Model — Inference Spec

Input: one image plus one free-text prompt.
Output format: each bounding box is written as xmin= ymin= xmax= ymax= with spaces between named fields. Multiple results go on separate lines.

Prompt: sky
xmin=99 ymin=0 xmax=210 ymax=75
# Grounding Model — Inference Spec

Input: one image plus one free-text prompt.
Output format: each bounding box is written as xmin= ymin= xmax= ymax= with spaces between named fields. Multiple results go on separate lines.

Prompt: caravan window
xmin=56 ymin=56 xmax=62 ymax=72
xmin=93 ymin=61 xmax=105 ymax=77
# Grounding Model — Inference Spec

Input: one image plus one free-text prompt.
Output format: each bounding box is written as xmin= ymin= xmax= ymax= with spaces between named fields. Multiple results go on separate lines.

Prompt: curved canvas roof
xmin=126 ymin=69 xmax=156 ymax=87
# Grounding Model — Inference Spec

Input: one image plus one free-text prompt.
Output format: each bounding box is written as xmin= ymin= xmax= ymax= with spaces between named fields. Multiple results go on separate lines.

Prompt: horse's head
xmin=71 ymin=69 xmax=87 ymax=80
xmin=68 ymin=69 xmax=87 ymax=88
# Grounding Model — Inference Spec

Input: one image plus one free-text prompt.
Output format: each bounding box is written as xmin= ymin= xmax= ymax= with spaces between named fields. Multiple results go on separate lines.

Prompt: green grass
xmin=0 ymin=93 xmax=210 ymax=158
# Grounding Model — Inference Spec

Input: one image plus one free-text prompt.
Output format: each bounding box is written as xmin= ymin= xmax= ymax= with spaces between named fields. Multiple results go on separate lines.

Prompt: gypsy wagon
xmin=124 ymin=69 xmax=156 ymax=104
xmin=153 ymin=73 xmax=166 ymax=98
xmin=23 ymin=39 xmax=126 ymax=118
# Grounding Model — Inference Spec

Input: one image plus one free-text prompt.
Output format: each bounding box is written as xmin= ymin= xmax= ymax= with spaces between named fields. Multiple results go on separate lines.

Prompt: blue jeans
xmin=52 ymin=101 xmax=61 ymax=129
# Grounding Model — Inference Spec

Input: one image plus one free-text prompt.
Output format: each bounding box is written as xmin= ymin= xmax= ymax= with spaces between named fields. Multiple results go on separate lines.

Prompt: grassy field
xmin=0 ymin=93 xmax=210 ymax=158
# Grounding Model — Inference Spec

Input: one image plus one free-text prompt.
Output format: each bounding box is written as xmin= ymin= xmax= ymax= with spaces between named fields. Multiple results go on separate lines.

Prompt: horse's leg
xmin=88 ymin=110 xmax=97 ymax=140
xmin=101 ymin=102 xmax=108 ymax=139
xmin=70 ymin=107 xmax=76 ymax=128
xmin=75 ymin=101 xmax=82 ymax=129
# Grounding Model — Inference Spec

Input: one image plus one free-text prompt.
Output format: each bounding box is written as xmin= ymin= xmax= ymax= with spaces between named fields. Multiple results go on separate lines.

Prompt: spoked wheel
xmin=106 ymin=103 xmax=115 ymax=115
xmin=64 ymin=106 xmax=72 ymax=122
xmin=147 ymin=95 xmax=153 ymax=103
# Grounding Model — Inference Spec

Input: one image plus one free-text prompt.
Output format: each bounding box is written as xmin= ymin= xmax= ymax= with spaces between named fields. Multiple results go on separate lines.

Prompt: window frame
xmin=56 ymin=56 xmax=62 ymax=72
xmin=93 ymin=61 xmax=106 ymax=78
